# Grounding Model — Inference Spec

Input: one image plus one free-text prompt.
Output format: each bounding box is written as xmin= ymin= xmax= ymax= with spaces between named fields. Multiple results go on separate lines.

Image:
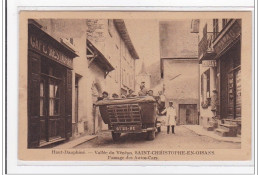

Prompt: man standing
xmin=138 ymin=82 xmax=148 ymax=96
xmin=161 ymin=101 xmax=177 ymax=134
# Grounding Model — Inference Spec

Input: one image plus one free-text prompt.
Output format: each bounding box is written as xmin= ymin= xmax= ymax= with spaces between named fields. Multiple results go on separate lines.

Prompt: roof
xmin=87 ymin=39 xmax=115 ymax=72
xmin=113 ymin=19 xmax=140 ymax=60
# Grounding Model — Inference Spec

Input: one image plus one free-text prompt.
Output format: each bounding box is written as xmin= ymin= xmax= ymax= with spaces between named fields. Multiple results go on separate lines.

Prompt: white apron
xmin=165 ymin=107 xmax=177 ymax=126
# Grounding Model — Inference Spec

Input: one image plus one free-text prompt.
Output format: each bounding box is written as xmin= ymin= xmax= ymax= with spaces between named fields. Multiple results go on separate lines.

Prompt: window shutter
xmin=65 ymin=70 xmax=72 ymax=138
xmin=28 ymin=51 xmax=41 ymax=148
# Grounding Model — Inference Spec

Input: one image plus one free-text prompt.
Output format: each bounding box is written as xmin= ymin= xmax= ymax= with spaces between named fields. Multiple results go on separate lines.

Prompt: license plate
xmin=114 ymin=125 xmax=141 ymax=133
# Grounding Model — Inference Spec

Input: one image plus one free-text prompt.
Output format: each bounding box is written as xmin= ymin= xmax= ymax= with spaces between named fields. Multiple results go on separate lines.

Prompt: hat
xmin=102 ymin=91 xmax=108 ymax=95
xmin=169 ymin=100 xmax=173 ymax=103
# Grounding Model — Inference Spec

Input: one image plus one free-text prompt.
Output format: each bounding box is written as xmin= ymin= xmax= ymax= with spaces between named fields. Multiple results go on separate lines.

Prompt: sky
xmin=124 ymin=19 xmax=160 ymax=74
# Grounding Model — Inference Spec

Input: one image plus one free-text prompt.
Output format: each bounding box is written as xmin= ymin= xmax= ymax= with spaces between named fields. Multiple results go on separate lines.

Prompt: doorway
xmin=179 ymin=104 xmax=198 ymax=125
xmin=39 ymin=59 xmax=66 ymax=145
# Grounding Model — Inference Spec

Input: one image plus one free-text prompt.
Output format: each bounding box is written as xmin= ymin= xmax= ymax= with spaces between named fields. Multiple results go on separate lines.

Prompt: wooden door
xmin=28 ymin=52 xmax=41 ymax=148
xmin=179 ymin=104 xmax=198 ymax=125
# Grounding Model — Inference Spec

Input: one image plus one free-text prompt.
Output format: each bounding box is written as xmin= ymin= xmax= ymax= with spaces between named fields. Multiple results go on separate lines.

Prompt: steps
xmin=203 ymin=125 xmax=214 ymax=131
xmin=215 ymin=123 xmax=237 ymax=137
xmin=202 ymin=117 xmax=240 ymax=137
xmin=203 ymin=120 xmax=218 ymax=131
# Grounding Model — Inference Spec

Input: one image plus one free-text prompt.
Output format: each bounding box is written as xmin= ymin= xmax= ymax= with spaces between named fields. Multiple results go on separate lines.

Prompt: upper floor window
xmin=222 ymin=19 xmax=229 ymax=29
xmin=213 ymin=19 xmax=219 ymax=40
xmin=108 ymin=20 xmax=113 ymax=37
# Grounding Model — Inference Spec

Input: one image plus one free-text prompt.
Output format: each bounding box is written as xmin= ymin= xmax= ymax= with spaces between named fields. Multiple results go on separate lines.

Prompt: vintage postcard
xmin=18 ymin=11 xmax=252 ymax=161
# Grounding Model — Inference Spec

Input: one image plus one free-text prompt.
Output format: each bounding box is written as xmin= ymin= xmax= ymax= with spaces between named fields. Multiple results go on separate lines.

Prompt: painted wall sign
xmin=202 ymin=60 xmax=216 ymax=67
xmin=214 ymin=20 xmax=241 ymax=55
xmin=29 ymin=34 xmax=73 ymax=68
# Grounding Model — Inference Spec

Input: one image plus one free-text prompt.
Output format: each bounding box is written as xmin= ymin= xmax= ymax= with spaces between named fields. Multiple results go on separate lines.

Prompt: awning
xmin=87 ymin=39 xmax=115 ymax=74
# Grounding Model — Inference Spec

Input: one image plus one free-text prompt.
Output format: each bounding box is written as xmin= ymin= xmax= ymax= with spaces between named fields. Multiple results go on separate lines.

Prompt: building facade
xmin=27 ymin=20 xmax=79 ymax=148
xmin=159 ymin=21 xmax=200 ymax=125
xmin=26 ymin=19 xmax=139 ymax=148
xmin=198 ymin=19 xmax=241 ymax=136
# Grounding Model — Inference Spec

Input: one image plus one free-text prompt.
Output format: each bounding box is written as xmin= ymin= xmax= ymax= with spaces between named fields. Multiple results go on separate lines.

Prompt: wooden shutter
xmin=28 ymin=51 xmax=41 ymax=148
xmin=65 ymin=69 xmax=72 ymax=138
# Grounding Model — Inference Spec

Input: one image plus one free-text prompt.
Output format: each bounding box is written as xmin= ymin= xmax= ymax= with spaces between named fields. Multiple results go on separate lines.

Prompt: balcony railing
xmin=198 ymin=32 xmax=216 ymax=62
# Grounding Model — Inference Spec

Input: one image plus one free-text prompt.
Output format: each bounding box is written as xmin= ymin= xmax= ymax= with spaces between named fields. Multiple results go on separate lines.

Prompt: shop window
xmin=40 ymin=80 xmax=45 ymax=116
xmin=49 ymin=79 xmax=60 ymax=116
xmin=201 ymin=69 xmax=210 ymax=108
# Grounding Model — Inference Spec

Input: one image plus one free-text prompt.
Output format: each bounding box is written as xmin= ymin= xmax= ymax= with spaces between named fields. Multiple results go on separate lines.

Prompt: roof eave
xmin=113 ymin=19 xmax=140 ymax=60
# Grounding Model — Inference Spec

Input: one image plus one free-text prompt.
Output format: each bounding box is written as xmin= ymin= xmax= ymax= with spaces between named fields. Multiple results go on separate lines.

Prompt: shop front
xmin=27 ymin=20 xmax=78 ymax=148
xmin=213 ymin=19 xmax=241 ymax=121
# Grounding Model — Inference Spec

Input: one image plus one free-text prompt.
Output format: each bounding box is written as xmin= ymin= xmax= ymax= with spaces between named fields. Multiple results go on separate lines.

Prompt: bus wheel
xmin=112 ymin=132 xmax=121 ymax=141
xmin=146 ymin=131 xmax=155 ymax=141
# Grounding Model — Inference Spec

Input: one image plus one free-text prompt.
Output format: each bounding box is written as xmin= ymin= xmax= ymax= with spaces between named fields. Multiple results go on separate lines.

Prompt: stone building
xmin=159 ymin=20 xmax=200 ymax=125
xmin=24 ymin=19 xmax=139 ymax=148
xmin=197 ymin=19 xmax=241 ymax=137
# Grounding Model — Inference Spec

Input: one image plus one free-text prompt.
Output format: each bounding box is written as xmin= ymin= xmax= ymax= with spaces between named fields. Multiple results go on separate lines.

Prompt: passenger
xmin=161 ymin=101 xmax=177 ymax=134
xmin=102 ymin=91 xmax=109 ymax=100
xmin=127 ymin=89 xmax=136 ymax=97
xmin=112 ymin=93 xmax=119 ymax=99
xmin=138 ymin=82 xmax=148 ymax=96
xmin=148 ymin=90 xmax=154 ymax=96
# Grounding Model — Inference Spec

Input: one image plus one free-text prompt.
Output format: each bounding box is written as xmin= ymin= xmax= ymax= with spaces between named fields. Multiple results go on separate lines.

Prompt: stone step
xmin=215 ymin=128 xmax=229 ymax=137
xmin=203 ymin=125 xmax=214 ymax=131
xmin=219 ymin=124 xmax=237 ymax=131
xmin=223 ymin=119 xmax=237 ymax=125
xmin=218 ymin=124 xmax=231 ymax=131
xmin=208 ymin=121 xmax=218 ymax=128
xmin=215 ymin=127 xmax=237 ymax=137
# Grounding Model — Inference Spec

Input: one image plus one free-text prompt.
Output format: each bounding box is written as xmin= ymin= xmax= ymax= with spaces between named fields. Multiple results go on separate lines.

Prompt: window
xmin=201 ymin=69 xmax=210 ymax=107
xmin=213 ymin=19 xmax=219 ymax=40
xmin=108 ymin=20 xmax=113 ymax=37
xmin=40 ymin=79 xmax=45 ymax=116
xmin=222 ymin=19 xmax=228 ymax=29
xmin=49 ymin=79 xmax=60 ymax=116
xmin=40 ymin=63 xmax=62 ymax=117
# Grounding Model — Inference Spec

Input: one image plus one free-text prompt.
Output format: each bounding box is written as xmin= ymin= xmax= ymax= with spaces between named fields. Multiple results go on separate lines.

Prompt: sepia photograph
xmin=18 ymin=11 xmax=252 ymax=161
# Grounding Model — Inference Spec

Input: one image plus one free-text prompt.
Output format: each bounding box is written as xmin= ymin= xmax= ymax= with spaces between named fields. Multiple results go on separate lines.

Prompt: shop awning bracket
xmin=88 ymin=54 xmax=97 ymax=68
xmin=104 ymin=71 xmax=110 ymax=78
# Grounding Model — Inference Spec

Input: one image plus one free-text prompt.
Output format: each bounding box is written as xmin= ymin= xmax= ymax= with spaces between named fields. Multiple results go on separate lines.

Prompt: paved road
xmin=75 ymin=126 xmax=241 ymax=149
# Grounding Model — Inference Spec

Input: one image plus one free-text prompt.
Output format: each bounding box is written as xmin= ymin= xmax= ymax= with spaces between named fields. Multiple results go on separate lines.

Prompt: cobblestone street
xmin=75 ymin=126 xmax=241 ymax=149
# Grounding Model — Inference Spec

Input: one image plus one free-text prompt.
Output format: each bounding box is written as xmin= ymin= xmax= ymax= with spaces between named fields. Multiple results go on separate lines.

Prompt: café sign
xmin=214 ymin=20 xmax=241 ymax=55
xmin=29 ymin=34 xmax=73 ymax=68
xmin=202 ymin=60 xmax=216 ymax=67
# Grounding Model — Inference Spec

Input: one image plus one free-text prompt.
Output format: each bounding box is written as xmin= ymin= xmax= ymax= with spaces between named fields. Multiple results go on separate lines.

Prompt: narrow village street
xmin=75 ymin=125 xmax=240 ymax=149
